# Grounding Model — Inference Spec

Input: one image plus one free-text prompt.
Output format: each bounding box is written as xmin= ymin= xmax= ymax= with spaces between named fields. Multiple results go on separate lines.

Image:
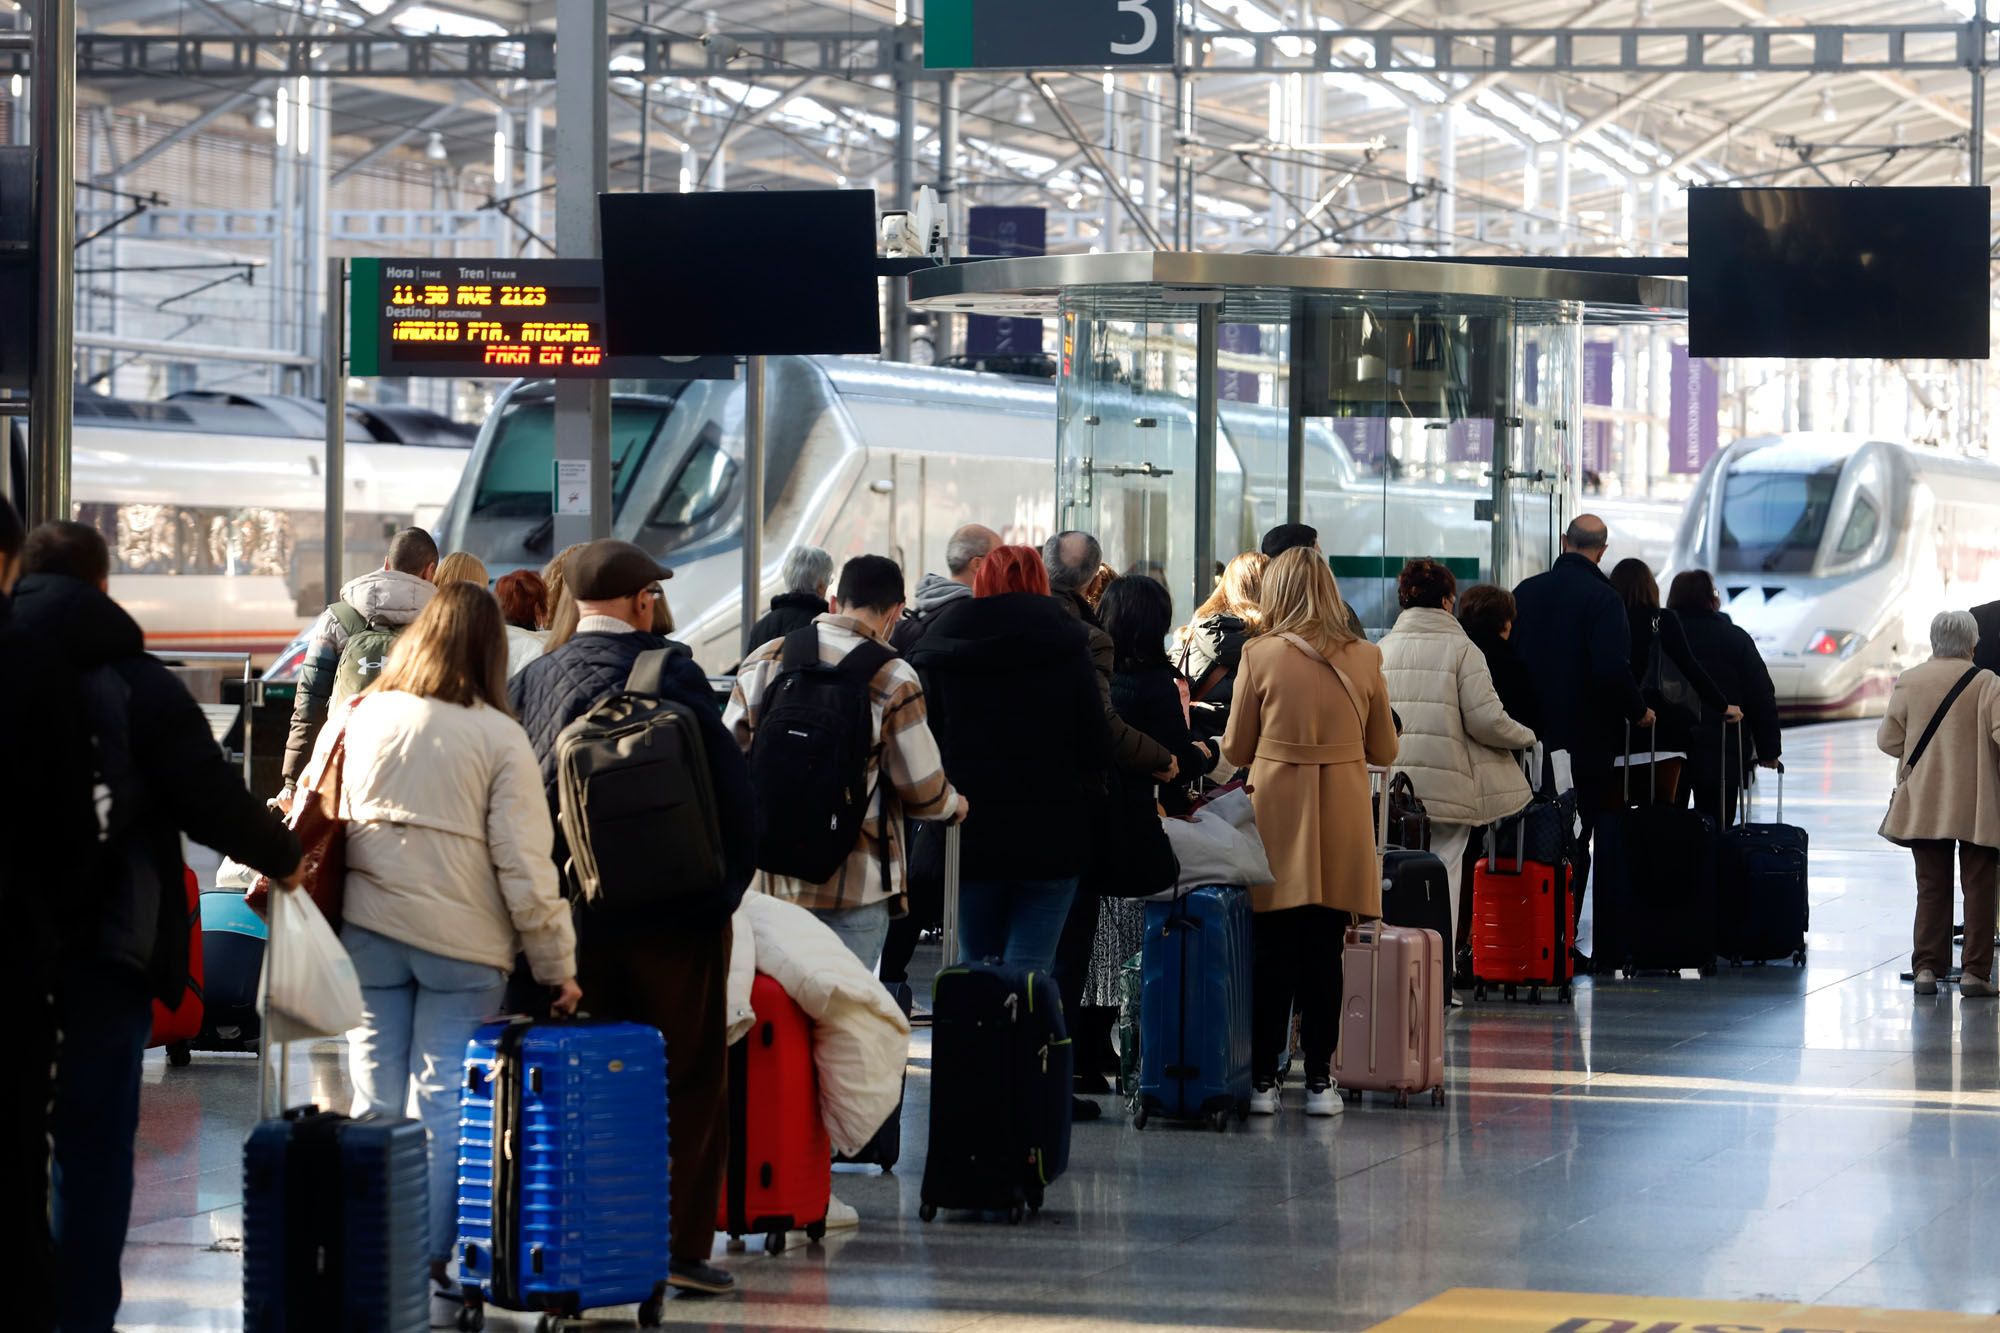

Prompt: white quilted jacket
xmin=1378 ymin=606 xmax=1537 ymax=826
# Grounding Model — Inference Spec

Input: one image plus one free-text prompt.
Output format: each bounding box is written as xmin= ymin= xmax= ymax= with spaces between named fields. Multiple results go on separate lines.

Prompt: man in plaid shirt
xmin=726 ymin=554 xmax=968 ymax=966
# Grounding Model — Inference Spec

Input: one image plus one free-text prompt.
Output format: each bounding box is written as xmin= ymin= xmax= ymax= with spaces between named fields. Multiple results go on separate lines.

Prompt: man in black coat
xmin=8 ymin=520 xmax=302 ymax=1333
xmin=1511 ymin=515 xmax=1653 ymax=944
xmin=1973 ymin=599 xmax=2000 ymax=675
xmin=509 ymin=539 xmax=753 ymax=1297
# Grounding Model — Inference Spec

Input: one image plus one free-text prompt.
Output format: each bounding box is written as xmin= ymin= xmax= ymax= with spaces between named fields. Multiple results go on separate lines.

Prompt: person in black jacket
xmin=9 ymin=521 xmax=303 ymax=1333
xmin=1073 ymin=576 xmax=1217 ymax=1098
xmin=508 ymin=539 xmax=753 ymax=1297
xmin=1455 ymin=583 xmax=1541 ymax=738
xmin=1512 ymin=516 xmax=1653 ymax=948
xmin=1972 ymin=599 xmax=2000 ymax=674
xmin=1609 ymin=558 xmax=1741 ymax=805
xmin=744 ymin=545 xmax=831 ymax=654
xmin=1668 ymin=569 xmax=1783 ymax=827
xmin=909 ymin=544 xmax=1111 ymax=975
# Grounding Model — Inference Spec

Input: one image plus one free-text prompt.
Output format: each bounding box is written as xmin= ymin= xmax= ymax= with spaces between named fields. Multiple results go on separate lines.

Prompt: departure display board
xmin=348 ymin=256 xmax=696 ymax=379
xmin=925 ymin=0 xmax=1176 ymax=70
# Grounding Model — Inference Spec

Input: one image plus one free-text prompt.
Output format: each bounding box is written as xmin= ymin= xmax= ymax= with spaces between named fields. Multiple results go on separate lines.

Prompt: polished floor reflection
xmin=122 ymin=720 xmax=2000 ymax=1330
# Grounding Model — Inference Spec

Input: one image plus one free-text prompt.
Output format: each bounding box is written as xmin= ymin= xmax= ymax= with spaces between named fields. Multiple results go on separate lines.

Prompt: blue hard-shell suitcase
xmin=1135 ymin=887 xmax=1253 ymax=1130
xmin=242 ymin=1106 xmax=430 ymax=1332
xmin=197 ymin=890 xmax=266 ymax=1049
xmin=455 ymin=1018 xmax=671 ymax=1327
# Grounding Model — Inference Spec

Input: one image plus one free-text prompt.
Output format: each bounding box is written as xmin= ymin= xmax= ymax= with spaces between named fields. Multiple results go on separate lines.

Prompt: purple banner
xmin=1446 ymin=418 xmax=1493 ymax=464
xmin=1218 ymin=324 xmax=1263 ymax=404
xmin=964 ymin=206 xmax=1045 ymax=357
xmin=1582 ymin=341 xmax=1615 ymax=479
xmin=1667 ymin=342 xmax=1721 ymax=475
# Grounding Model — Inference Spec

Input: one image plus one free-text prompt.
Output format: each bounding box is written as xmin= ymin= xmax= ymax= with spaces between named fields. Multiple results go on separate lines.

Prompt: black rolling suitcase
xmin=1718 ymin=747 xmax=1809 ymax=966
xmin=1592 ymin=725 xmax=1719 ymax=976
xmin=920 ymin=828 xmax=1072 ymax=1223
xmin=1374 ymin=768 xmax=1453 ymax=945
xmin=242 ymin=893 xmax=430 ymax=1332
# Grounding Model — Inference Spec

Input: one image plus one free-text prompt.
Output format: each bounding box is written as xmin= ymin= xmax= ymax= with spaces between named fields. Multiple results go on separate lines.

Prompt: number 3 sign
xmin=925 ymin=0 xmax=1178 ymax=70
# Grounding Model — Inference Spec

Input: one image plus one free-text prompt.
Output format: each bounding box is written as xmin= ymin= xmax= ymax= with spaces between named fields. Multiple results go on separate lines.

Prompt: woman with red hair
xmin=493 ymin=568 xmax=549 ymax=679
xmin=909 ymin=544 xmax=1109 ymax=974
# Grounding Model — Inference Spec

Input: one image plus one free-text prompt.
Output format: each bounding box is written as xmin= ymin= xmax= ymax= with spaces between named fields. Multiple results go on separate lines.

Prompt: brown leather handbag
xmin=248 ymin=722 xmax=349 ymax=928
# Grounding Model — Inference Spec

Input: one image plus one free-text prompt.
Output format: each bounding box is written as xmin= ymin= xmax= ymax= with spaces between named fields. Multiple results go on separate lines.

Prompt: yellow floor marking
xmin=1370 ymin=1286 xmax=2000 ymax=1331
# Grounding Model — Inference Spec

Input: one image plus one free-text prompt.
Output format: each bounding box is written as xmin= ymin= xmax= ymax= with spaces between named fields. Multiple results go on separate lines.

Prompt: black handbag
xmin=1642 ymin=613 xmax=1702 ymax=730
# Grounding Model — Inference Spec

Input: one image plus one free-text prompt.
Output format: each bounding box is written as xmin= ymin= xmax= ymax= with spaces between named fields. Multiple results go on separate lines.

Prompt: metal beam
xmin=1029 ymin=75 xmax=1168 ymax=251
xmin=92 ymin=85 xmax=264 ymax=182
xmin=331 ymin=99 xmax=458 ymax=182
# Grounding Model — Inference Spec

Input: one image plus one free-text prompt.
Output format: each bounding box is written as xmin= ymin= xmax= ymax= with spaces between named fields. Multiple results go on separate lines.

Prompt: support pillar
xmin=1285 ymin=298 xmax=1306 ymax=523
xmin=740 ymin=356 xmax=766 ymax=658
xmin=28 ymin=0 xmax=74 ymax=526
xmin=322 ymin=259 xmax=346 ymax=606
xmin=888 ymin=40 xmax=917 ymax=362
xmin=1193 ymin=303 xmax=1219 ymax=617
xmin=555 ymin=0 xmax=610 ymax=546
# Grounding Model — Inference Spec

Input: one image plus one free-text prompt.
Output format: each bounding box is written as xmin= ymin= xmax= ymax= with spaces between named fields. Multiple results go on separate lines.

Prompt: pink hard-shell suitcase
xmin=1332 ymin=920 xmax=1446 ymax=1108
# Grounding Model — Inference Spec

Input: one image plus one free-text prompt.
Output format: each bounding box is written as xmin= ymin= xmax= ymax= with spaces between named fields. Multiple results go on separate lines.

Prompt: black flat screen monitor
xmin=599 ymin=189 xmax=882 ymax=357
xmin=1688 ymin=186 xmax=1990 ymax=360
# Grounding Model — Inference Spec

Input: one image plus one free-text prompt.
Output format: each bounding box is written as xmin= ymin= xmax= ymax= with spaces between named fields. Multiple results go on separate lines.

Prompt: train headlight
xmin=1806 ymin=629 xmax=1858 ymax=658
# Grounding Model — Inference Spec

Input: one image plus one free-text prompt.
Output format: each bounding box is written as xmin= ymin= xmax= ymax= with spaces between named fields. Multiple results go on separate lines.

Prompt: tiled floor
xmin=121 ymin=720 xmax=2000 ymax=1330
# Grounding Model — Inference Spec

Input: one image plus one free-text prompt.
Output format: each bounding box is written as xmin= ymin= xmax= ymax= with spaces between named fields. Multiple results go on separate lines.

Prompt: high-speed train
xmin=5 ymin=391 xmax=474 ymax=659
xmin=1668 ymin=433 xmax=2000 ymax=720
xmin=435 ymin=355 xmax=1682 ymax=671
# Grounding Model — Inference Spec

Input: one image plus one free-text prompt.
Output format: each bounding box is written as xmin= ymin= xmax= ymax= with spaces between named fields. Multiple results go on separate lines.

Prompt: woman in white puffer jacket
xmin=1378 ymin=559 xmax=1537 ymax=957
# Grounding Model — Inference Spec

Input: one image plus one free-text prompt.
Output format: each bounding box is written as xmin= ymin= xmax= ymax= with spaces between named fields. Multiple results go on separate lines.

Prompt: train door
xmin=1494 ymin=317 xmax=1581 ymax=591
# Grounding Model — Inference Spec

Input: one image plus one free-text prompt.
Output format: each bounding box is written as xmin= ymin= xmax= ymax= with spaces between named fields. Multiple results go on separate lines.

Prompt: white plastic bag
xmin=1156 ymin=788 xmax=1276 ymax=896
xmin=258 ymin=886 xmax=364 ymax=1042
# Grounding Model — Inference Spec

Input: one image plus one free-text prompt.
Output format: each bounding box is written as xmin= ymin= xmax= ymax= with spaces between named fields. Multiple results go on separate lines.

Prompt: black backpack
xmin=750 ymin=627 xmax=893 ymax=884
xmin=555 ymin=650 xmax=725 ymax=912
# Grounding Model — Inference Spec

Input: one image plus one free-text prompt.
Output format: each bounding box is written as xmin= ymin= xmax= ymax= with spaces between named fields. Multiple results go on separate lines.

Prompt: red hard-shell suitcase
xmin=719 ymin=974 xmax=831 ymax=1251
xmin=149 ymin=866 xmax=204 ymax=1061
xmin=1332 ymin=922 xmax=1446 ymax=1108
xmin=1470 ymin=817 xmax=1577 ymax=1004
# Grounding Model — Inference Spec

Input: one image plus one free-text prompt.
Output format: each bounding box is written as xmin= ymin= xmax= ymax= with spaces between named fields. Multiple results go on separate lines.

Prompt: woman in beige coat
xmin=1878 ymin=609 xmax=2000 ymax=997
xmin=1222 ymin=548 xmax=1399 ymax=1116
xmin=1378 ymin=559 xmax=1537 ymax=961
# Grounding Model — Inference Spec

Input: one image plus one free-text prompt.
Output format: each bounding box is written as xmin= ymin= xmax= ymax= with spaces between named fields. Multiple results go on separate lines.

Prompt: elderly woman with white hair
xmin=1878 ymin=609 xmax=2000 ymax=997
xmin=745 ymin=545 xmax=833 ymax=653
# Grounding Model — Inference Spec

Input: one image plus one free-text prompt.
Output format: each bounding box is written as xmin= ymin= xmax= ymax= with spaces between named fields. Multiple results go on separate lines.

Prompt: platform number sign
xmin=925 ymin=0 xmax=1177 ymax=70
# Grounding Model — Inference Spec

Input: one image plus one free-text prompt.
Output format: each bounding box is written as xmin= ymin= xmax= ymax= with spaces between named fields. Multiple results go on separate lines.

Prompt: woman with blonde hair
xmin=306 ymin=581 xmax=579 ymax=1319
xmin=434 ymin=550 xmax=489 ymax=589
xmin=1176 ymin=549 xmax=1268 ymax=738
xmin=539 ymin=543 xmax=587 ymax=651
xmin=1221 ymin=547 xmax=1398 ymax=1117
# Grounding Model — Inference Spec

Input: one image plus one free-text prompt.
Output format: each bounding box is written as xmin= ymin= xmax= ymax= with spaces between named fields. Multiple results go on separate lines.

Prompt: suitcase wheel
xmin=765 ymin=1229 xmax=787 ymax=1255
xmin=1527 ymin=987 xmax=1542 ymax=1006
xmin=455 ymin=1304 xmax=485 ymax=1333
xmin=1394 ymin=1091 xmax=1409 ymax=1109
xmin=1431 ymin=1087 xmax=1446 ymax=1106
xmin=1473 ymin=982 xmax=1487 ymax=1002
xmin=533 ymin=1316 xmax=562 ymax=1333
xmin=1007 ymin=1204 xmax=1025 ymax=1225
xmin=1345 ymin=1089 xmax=1362 ymax=1104
xmin=1208 ymin=1109 xmax=1231 ymax=1133
xmin=1558 ymin=983 xmax=1574 ymax=1005
xmin=918 ymin=1203 xmax=938 ymax=1223
xmin=167 ymin=1042 xmax=192 ymax=1068
xmin=637 ymin=1282 xmax=667 ymax=1328
xmin=1793 ymin=950 xmax=1807 ymax=967
xmin=806 ymin=1219 xmax=827 ymax=1243
xmin=1132 ymin=1105 xmax=1149 ymax=1131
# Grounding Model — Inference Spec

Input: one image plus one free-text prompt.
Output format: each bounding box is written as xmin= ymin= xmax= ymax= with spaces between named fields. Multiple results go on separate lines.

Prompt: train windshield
xmin=470 ymin=393 xmax=683 ymax=519
xmin=1718 ymin=465 xmax=1841 ymax=573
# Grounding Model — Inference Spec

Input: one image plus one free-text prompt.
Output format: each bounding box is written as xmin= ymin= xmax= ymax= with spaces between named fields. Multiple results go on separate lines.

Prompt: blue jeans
xmin=52 ymin=961 xmax=153 ymax=1333
xmin=810 ymin=900 xmax=893 ymax=971
xmin=343 ymin=926 xmax=507 ymax=1264
xmin=956 ymin=878 xmax=1079 ymax=974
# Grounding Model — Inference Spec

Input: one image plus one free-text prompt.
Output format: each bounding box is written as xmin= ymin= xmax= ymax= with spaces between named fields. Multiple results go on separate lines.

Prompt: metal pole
xmin=1193 ymin=303 xmax=1218 ymax=617
xmin=1973 ymin=18 xmax=1987 ymax=189
xmin=28 ymin=0 xmax=75 ymax=527
xmin=937 ymin=72 xmax=959 ymax=249
xmin=740 ymin=356 xmax=766 ymax=659
xmin=1286 ymin=298 xmax=1307 ymax=524
xmin=555 ymin=0 xmax=610 ymax=545
xmin=323 ymin=258 xmax=346 ymax=610
xmin=888 ymin=44 xmax=916 ymax=362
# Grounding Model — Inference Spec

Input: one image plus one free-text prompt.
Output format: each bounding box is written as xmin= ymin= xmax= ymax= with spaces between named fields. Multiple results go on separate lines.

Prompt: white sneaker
xmin=1915 ymin=967 xmax=1940 ymax=996
xmin=1963 ymin=973 xmax=1998 ymax=999
xmin=822 ymin=1194 xmax=860 ymax=1231
xmin=1303 ymin=1082 xmax=1342 ymax=1117
xmin=1248 ymin=1081 xmax=1279 ymax=1115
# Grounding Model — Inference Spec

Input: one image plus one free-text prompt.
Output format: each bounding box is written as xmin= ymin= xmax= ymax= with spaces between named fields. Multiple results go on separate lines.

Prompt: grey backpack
xmin=328 ymin=602 xmax=403 ymax=707
xmin=555 ymin=650 xmax=725 ymax=911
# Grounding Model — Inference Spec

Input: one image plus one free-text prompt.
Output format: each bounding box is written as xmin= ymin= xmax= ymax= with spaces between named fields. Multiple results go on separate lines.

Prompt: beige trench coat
xmin=1878 ymin=657 xmax=2000 ymax=848
xmin=1221 ymin=633 xmax=1401 ymax=916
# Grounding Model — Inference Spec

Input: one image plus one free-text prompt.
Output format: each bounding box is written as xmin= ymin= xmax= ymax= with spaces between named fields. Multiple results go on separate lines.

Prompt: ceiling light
xmin=8 ymin=73 xmax=20 ymax=99
xmin=1015 ymin=92 xmax=1035 ymax=125
xmin=425 ymin=130 xmax=448 ymax=161
xmin=1817 ymin=87 xmax=1836 ymax=124
xmin=252 ymin=96 xmax=275 ymax=130
xmin=274 ymin=85 xmax=289 ymax=148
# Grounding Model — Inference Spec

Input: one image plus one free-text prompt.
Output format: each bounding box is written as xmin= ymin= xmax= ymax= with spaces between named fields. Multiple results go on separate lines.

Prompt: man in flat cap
xmin=510 ymin=539 xmax=755 ymax=1297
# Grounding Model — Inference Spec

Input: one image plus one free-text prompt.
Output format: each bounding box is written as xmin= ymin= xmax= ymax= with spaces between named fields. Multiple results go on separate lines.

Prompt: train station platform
xmin=122 ymin=719 xmax=2000 ymax=1331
